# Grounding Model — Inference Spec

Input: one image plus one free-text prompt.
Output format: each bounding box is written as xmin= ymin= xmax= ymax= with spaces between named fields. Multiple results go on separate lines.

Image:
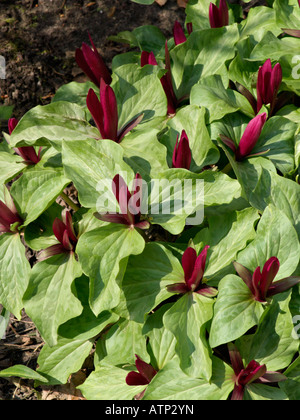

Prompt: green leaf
xmin=110 ymin=25 xmax=165 ymax=55
xmin=148 ymin=169 xmax=243 ymax=234
xmin=52 ymin=81 xmax=97 ymax=108
xmin=23 ymin=253 xmax=83 ymax=347
xmin=193 ymin=207 xmax=260 ymax=283
xmin=115 ymin=242 xmax=183 ymax=323
xmin=280 ymin=356 xmax=300 ymax=400
xmin=250 ymin=31 xmax=300 ymax=61
xmin=10 ymin=162 xmax=70 ymax=227
xmin=36 ymin=337 xmax=94 ymax=385
xmin=0 ymin=234 xmax=31 ymax=319
xmin=121 ymin=127 xmax=168 ymax=181
xmin=95 ymin=318 xmax=149 ymax=367
xmin=170 ymin=24 xmax=239 ymax=99
xmin=163 ymin=293 xmax=214 ymax=380
xmin=130 ymin=0 xmax=154 ymax=4
xmin=58 ymin=275 xmax=119 ymax=341
xmin=77 ymin=363 xmax=145 ymax=400
xmin=251 ymin=116 xmax=297 ymax=175
xmin=160 ymin=105 xmax=220 ymax=171
xmin=0 ymin=151 xmax=26 ymax=186
xmin=0 ymin=365 xmax=48 ymax=383
xmin=239 ymin=292 xmax=298 ymax=371
xmin=209 ymin=274 xmax=263 ymax=348
xmin=244 ymin=383 xmax=287 ymax=400
xmin=274 ymin=0 xmax=300 ymax=28
xmin=143 ymin=357 xmax=234 ymax=400
xmin=9 ymin=101 xmax=99 ymax=150
xmin=0 ymin=105 xmax=14 ymax=120
xmin=142 ymin=304 xmax=177 ymax=371
xmin=62 ymin=139 xmax=133 ymax=208
xmin=237 ymin=205 xmax=300 ymax=280
xmin=190 ymin=75 xmax=254 ymax=122
xmin=76 ymin=224 xmax=145 ymax=315
xmin=24 ymin=202 xmax=64 ymax=251
xmin=112 ymin=64 xmax=167 ymax=129
xmin=239 ymin=6 xmax=281 ymax=42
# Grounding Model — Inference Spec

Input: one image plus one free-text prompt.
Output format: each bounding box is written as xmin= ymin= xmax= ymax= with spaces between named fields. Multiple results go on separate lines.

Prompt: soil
xmin=0 ymin=0 xmax=267 ymax=400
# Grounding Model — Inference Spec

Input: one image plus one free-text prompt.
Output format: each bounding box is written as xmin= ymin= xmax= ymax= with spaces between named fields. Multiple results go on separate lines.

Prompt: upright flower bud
xmin=75 ymin=33 xmax=112 ymax=87
xmin=209 ymin=0 xmax=229 ymax=28
xmin=172 ymin=130 xmax=192 ymax=170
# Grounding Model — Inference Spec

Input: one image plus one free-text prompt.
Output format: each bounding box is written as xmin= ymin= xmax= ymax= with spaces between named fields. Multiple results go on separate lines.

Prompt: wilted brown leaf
xmin=177 ymin=0 xmax=188 ymax=7
xmin=155 ymin=0 xmax=168 ymax=6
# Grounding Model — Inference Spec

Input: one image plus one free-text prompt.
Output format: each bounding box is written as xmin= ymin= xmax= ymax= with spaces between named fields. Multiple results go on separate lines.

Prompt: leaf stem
xmin=60 ymin=191 xmax=80 ymax=212
xmin=222 ymin=162 xmax=232 ymax=174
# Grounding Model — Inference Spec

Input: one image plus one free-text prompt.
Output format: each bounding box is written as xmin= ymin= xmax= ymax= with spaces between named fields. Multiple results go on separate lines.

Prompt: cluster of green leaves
xmin=0 ymin=0 xmax=300 ymax=400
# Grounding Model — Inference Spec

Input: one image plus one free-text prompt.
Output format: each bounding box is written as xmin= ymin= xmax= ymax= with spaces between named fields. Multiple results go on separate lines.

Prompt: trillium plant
xmin=1 ymin=0 xmax=300 ymax=401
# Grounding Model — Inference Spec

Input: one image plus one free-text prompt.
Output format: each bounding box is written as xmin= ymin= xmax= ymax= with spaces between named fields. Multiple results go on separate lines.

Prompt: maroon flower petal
xmin=228 ymin=343 xmax=244 ymax=377
xmin=52 ymin=218 xmax=66 ymax=244
xmin=76 ymin=46 xmax=100 ymax=87
xmin=186 ymin=22 xmax=193 ymax=35
xmin=182 ymin=246 xmax=197 ymax=284
xmin=112 ymin=175 xmax=131 ymax=213
xmin=187 ymin=245 xmax=210 ymax=291
xmin=259 ymin=371 xmax=287 ymax=384
xmin=238 ymin=360 xmax=267 ymax=386
xmin=8 ymin=118 xmax=18 ymax=135
xmin=219 ymin=0 xmax=229 ymax=26
xmin=195 ymin=284 xmax=218 ymax=297
xmin=282 ymin=28 xmax=300 ymax=38
xmin=236 ymin=113 xmax=267 ymax=161
xmin=141 ymin=51 xmax=158 ymax=67
xmin=63 ymin=210 xmax=77 ymax=242
xmin=38 ymin=244 xmax=67 ymax=261
xmin=134 ymin=220 xmax=150 ymax=230
xmin=135 ymin=355 xmax=157 ymax=383
xmin=219 ymin=134 xmax=236 ymax=153
xmin=88 ymin=33 xmax=112 ymax=85
xmin=126 ymin=371 xmax=149 ymax=386
xmin=235 ymin=82 xmax=257 ymax=115
xmin=172 ymin=130 xmax=192 ymax=170
xmin=260 ymin=256 xmax=280 ymax=300
xmin=166 ymin=282 xmax=190 ymax=294
xmin=62 ymin=229 xmax=73 ymax=251
xmin=173 ymin=21 xmax=187 ymax=45
xmin=86 ymin=88 xmax=104 ymax=137
xmin=231 ymin=383 xmax=244 ymax=400
xmin=267 ymin=276 xmax=300 ymax=297
xmin=93 ymin=212 xmax=129 ymax=226
xmin=15 ymin=146 xmax=40 ymax=165
xmin=233 ymin=261 xmax=254 ymax=295
xmin=100 ymin=79 xmax=118 ymax=142
xmin=117 ymin=113 xmax=144 ymax=142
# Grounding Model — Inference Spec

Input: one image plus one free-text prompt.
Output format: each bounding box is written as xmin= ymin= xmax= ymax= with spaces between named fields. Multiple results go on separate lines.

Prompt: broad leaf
xmin=115 ymin=242 xmax=183 ymax=323
xmin=77 ymin=363 xmax=145 ymax=400
xmin=62 ymin=139 xmax=133 ymax=208
xmin=23 ymin=253 xmax=83 ymax=347
xmin=209 ymin=274 xmax=263 ymax=348
xmin=163 ymin=292 xmax=215 ymax=380
xmin=143 ymin=357 xmax=234 ymax=400
xmin=9 ymin=101 xmax=99 ymax=150
xmin=76 ymin=224 xmax=145 ymax=315
xmin=0 ymin=233 xmax=31 ymax=319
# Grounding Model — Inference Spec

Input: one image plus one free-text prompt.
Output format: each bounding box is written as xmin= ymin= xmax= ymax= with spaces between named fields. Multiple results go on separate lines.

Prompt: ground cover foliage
xmin=0 ymin=0 xmax=300 ymax=400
